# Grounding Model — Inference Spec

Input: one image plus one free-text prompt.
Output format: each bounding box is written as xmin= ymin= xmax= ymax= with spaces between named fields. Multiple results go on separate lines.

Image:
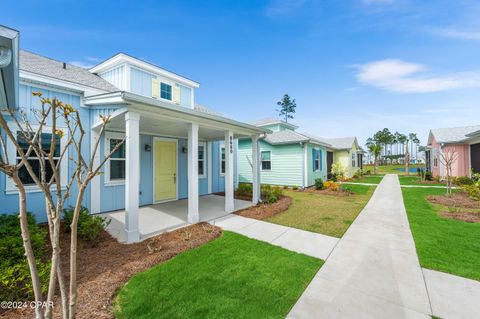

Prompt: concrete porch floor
xmin=100 ymin=194 xmax=253 ymax=243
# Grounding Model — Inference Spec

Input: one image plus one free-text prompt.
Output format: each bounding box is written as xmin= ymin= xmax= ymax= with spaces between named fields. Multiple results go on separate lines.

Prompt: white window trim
xmin=160 ymin=82 xmax=173 ymax=102
xmin=314 ymin=148 xmax=321 ymax=172
xmin=198 ymin=141 xmax=206 ymax=179
xmin=104 ymin=131 xmax=126 ymax=186
xmin=220 ymin=143 xmax=226 ymax=176
xmin=351 ymin=152 xmax=356 ymax=168
xmin=261 ymin=150 xmax=272 ymax=171
xmin=5 ymin=122 xmax=68 ymax=194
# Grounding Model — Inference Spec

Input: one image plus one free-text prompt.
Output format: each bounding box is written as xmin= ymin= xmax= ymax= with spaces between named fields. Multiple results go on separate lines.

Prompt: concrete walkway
xmin=289 ymin=174 xmax=432 ymax=318
xmin=423 ymin=268 xmax=480 ymax=319
xmin=213 ymin=214 xmax=339 ymax=260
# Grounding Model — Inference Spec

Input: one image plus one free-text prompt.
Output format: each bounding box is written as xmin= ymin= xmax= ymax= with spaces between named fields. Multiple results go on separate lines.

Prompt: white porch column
xmin=225 ymin=130 xmax=235 ymax=213
xmin=90 ymin=129 xmax=101 ymax=214
xmin=252 ymin=135 xmax=261 ymax=204
xmin=188 ymin=123 xmax=199 ymax=223
xmin=125 ymin=112 xmax=140 ymax=243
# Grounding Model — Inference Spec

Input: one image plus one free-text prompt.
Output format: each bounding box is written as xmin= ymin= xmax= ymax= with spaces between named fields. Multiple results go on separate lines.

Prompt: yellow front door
xmin=154 ymin=139 xmax=177 ymax=202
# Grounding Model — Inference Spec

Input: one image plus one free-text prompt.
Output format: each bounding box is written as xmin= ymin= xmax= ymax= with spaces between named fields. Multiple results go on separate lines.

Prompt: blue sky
xmin=3 ymin=0 xmax=480 ymax=146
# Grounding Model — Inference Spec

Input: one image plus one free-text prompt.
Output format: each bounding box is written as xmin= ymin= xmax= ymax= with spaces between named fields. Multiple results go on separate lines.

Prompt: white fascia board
xmin=122 ymin=92 xmax=267 ymax=135
xmin=83 ymin=92 xmax=125 ymax=106
xmin=90 ymin=53 xmax=200 ymax=88
xmin=20 ymin=71 xmax=108 ymax=97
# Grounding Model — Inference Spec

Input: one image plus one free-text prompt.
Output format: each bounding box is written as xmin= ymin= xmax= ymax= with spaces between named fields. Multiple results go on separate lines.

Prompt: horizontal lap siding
xmin=238 ymin=139 xmax=303 ymax=187
xmin=307 ymin=144 xmax=328 ymax=186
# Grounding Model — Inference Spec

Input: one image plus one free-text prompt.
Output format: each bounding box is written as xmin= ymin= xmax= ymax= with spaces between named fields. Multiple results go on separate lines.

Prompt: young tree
xmin=0 ymin=93 xmax=124 ymax=319
xmin=276 ymin=94 xmax=296 ymax=122
xmin=366 ymin=138 xmax=382 ymax=174
xmin=439 ymin=148 xmax=458 ymax=196
xmin=373 ymin=128 xmax=394 ymax=164
xmin=404 ymin=133 xmax=420 ymax=176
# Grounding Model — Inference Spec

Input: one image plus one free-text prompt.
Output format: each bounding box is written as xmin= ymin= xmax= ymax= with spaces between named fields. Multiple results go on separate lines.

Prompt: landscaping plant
xmin=0 ymin=93 xmax=124 ymax=319
xmin=63 ymin=207 xmax=110 ymax=247
xmin=314 ymin=178 xmax=324 ymax=190
xmin=0 ymin=213 xmax=50 ymax=302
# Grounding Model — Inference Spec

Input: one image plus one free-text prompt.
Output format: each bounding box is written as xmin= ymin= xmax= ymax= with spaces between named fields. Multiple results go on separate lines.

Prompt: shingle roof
xmin=19 ymin=50 xmax=119 ymax=92
xmin=430 ymin=125 xmax=480 ymax=144
xmin=194 ymin=103 xmax=222 ymax=116
xmin=325 ymin=137 xmax=357 ymax=150
xmin=263 ymin=130 xmax=310 ymax=145
xmin=253 ymin=117 xmax=299 ymax=129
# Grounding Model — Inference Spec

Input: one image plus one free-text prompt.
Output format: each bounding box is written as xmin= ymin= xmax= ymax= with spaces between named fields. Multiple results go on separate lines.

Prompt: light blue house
xmin=0 ymin=29 xmax=265 ymax=242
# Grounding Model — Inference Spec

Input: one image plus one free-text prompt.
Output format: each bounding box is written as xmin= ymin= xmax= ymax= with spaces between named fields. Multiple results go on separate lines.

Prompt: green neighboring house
xmin=237 ymin=119 xmax=363 ymax=187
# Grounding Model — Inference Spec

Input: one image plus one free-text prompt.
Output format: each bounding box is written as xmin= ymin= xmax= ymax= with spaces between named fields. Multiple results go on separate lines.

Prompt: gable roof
xmin=325 ymin=137 xmax=358 ymax=150
xmin=253 ymin=117 xmax=299 ymax=130
xmin=429 ymin=125 xmax=480 ymax=144
xmin=90 ymin=52 xmax=199 ymax=88
xmin=19 ymin=50 xmax=119 ymax=93
xmin=261 ymin=130 xmax=331 ymax=147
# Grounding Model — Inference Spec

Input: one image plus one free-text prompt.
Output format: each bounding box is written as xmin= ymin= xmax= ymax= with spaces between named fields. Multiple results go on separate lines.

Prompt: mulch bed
xmin=234 ymin=196 xmax=292 ymax=220
xmin=440 ymin=211 xmax=480 ymax=223
xmin=1 ymin=223 xmax=222 ymax=319
xmin=427 ymin=193 xmax=480 ymax=209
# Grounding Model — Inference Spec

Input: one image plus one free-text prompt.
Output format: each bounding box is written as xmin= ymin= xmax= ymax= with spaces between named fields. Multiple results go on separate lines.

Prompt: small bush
xmin=261 ymin=185 xmax=283 ymax=204
xmin=236 ymin=183 xmax=253 ymax=196
xmin=463 ymin=185 xmax=480 ymax=201
xmin=424 ymin=171 xmax=433 ymax=181
xmin=323 ymin=181 xmax=340 ymax=191
xmin=365 ymin=170 xmax=372 ymax=175
xmin=0 ymin=213 xmax=50 ymax=301
xmin=292 ymin=186 xmax=299 ymax=190
xmin=283 ymin=185 xmax=288 ymax=189
xmin=63 ymin=207 xmax=110 ymax=247
xmin=315 ymin=178 xmax=324 ymax=190
xmin=453 ymin=176 xmax=474 ymax=186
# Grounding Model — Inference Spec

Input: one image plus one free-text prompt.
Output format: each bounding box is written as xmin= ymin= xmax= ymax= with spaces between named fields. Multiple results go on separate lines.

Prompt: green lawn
xmin=402 ymin=187 xmax=480 ymax=281
xmin=347 ymin=175 xmax=384 ymax=184
xmin=267 ymin=185 xmax=375 ymax=237
xmin=347 ymin=175 xmax=445 ymax=186
xmin=114 ymin=231 xmax=322 ymax=319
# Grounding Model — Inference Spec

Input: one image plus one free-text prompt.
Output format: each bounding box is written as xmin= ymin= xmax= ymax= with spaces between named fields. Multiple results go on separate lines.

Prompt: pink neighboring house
xmin=427 ymin=125 xmax=480 ymax=178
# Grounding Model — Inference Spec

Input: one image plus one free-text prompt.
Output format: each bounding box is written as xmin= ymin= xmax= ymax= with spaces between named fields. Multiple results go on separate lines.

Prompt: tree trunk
xmin=12 ymin=174 xmax=45 ymax=319
xmin=68 ymin=186 xmax=86 ymax=319
xmin=374 ymin=157 xmax=378 ymax=174
xmin=405 ymin=142 xmax=410 ymax=176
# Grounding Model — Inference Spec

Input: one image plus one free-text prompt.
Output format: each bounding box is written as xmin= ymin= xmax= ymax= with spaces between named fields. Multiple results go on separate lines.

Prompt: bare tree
xmin=439 ymin=148 xmax=458 ymax=196
xmin=0 ymin=92 xmax=124 ymax=319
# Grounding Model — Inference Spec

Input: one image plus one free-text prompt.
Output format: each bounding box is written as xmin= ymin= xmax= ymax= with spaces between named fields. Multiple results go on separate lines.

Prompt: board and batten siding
xmin=99 ymin=65 xmax=126 ymax=90
xmin=0 ymin=84 xmax=89 ymax=223
xmin=238 ymin=139 xmax=304 ymax=187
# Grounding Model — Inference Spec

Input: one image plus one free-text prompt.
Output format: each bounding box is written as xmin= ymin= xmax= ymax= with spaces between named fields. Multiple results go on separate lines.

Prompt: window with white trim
xmin=160 ymin=83 xmax=172 ymax=100
xmin=5 ymin=125 xmax=68 ymax=193
xmin=198 ymin=142 xmax=206 ymax=178
xmin=351 ymin=152 xmax=356 ymax=167
xmin=261 ymin=151 xmax=271 ymax=170
xmin=314 ymin=149 xmax=320 ymax=171
xmin=16 ymin=132 xmax=61 ymax=185
xmin=105 ymin=132 xmax=125 ymax=184
xmin=220 ymin=146 xmax=226 ymax=175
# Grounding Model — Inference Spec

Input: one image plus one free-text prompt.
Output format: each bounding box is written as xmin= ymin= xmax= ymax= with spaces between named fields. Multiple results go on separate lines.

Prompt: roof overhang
xmin=0 ymin=25 xmax=19 ymax=110
xmin=88 ymin=91 xmax=268 ymax=138
xmin=90 ymin=53 xmax=200 ymax=89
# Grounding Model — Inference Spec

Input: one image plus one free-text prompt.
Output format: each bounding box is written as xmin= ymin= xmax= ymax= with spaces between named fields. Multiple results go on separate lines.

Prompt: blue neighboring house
xmin=0 ymin=26 xmax=265 ymax=242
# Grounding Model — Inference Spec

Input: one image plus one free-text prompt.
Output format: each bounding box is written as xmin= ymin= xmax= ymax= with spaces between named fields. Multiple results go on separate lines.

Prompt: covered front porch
xmin=87 ymin=92 xmax=265 ymax=243
xmin=101 ymin=194 xmax=252 ymax=242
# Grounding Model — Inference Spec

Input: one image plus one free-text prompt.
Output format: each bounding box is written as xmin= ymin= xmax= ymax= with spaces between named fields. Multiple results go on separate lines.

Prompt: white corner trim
xmin=207 ymin=141 xmax=212 ymax=193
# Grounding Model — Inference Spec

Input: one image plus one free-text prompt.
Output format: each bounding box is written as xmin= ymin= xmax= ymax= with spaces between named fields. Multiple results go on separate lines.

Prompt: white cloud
xmin=355 ymin=59 xmax=480 ymax=93
xmin=265 ymin=0 xmax=307 ymax=18
xmin=68 ymin=57 xmax=100 ymax=69
xmin=430 ymin=28 xmax=480 ymax=41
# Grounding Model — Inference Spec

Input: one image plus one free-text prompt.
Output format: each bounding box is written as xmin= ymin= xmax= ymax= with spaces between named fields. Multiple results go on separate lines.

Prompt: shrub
xmin=464 ymin=184 xmax=480 ymax=201
xmin=292 ymin=186 xmax=299 ymax=190
xmin=283 ymin=185 xmax=288 ymax=189
xmin=331 ymin=163 xmax=347 ymax=180
xmin=424 ymin=171 xmax=433 ymax=181
xmin=315 ymin=178 xmax=324 ymax=190
xmin=261 ymin=185 xmax=283 ymax=204
xmin=63 ymin=207 xmax=110 ymax=247
xmin=453 ymin=176 xmax=474 ymax=186
xmin=236 ymin=183 xmax=253 ymax=196
xmin=323 ymin=181 xmax=340 ymax=191
xmin=365 ymin=170 xmax=372 ymax=175
xmin=0 ymin=213 xmax=50 ymax=301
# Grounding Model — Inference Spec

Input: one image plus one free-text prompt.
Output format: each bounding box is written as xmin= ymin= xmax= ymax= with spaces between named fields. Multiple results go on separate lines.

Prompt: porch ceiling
xmin=103 ymin=107 xmax=256 ymax=140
